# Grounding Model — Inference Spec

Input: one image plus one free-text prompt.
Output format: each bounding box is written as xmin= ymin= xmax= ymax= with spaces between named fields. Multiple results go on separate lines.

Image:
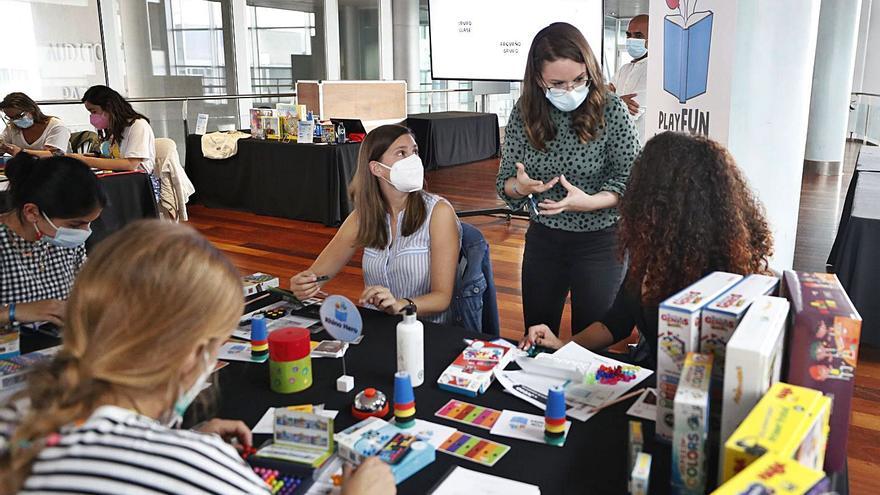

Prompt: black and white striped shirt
xmin=17 ymin=405 xmax=270 ymax=494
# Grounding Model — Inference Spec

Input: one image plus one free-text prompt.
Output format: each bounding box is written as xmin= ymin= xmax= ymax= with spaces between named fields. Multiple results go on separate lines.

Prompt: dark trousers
xmin=521 ymin=222 xmax=625 ymax=336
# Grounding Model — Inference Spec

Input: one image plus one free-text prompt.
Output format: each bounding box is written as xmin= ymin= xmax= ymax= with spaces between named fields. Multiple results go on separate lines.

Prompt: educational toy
xmin=630 ymin=452 xmax=652 ymax=495
xmin=437 ymin=340 xmax=514 ymax=397
xmin=438 ymin=431 xmax=510 ymax=467
xmin=394 ymin=371 xmax=416 ymax=429
xmin=252 ymin=467 xmax=304 ymax=495
xmin=269 ymin=328 xmax=313 ymax=394
xmin=251 ymin=315 xmax=269 ymax=362
xmin=434 ymin=399 xmax=501 ymax=430
xmin=544 ymin=386 xmax=566 ymax=446
xmin=335 ymin=417 xmax=436 ymax=484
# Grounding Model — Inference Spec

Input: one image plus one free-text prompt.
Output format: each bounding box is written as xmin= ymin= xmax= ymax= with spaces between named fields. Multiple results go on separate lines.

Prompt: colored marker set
xmin=544 ymin=386 xmax=566 ymax=446
xmin=252 ymin=466 xmax=304 ymax=495
xmin=250 ymin=315 xmax=269 ymax=362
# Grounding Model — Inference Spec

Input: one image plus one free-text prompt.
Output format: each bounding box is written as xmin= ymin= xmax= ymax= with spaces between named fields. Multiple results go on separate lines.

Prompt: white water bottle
xmin=396 ymin=303 xmax=424 ymax=387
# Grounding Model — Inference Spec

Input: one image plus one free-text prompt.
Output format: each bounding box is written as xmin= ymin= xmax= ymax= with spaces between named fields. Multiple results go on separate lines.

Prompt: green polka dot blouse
xmin=496 ymin=92 xmax=640 ymax=232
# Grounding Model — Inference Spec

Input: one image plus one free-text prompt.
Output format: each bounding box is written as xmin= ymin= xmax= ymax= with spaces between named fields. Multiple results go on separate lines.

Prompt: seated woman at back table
xmin=1 ymin=221 xmax=395 ymax=495
xmin=67 ymin=85 xmax=156 ymax=174
xmin=0 ymin=92 xmax=71 ymax=158
xmin=291 ymin=124 xmax=461 ymax=323
xmin=519 ymin=132 xmax=774 ymax=368
xmin=1 ymin=153 xmax=106 ymax=328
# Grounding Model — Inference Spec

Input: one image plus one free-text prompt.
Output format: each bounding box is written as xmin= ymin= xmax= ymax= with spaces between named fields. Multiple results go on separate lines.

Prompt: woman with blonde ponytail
xmin=1 ymin=220 xmax=394 ymax=495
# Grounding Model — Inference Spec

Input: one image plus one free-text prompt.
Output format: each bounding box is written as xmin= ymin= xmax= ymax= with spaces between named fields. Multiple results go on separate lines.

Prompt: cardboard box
xmin=711 ymin=453 xmax=829 ymax=495
xmin=242 ymin=272 xmax=280 ymax=297
xmin=334 ymin=417 xmax=436 ymax=484
xmin=437 ymin=340 xmax=513 ymax=397
xmin=782 ymin=271 xmax=861 ymax=472
xmin=630 ymin=452 xmax=652 ymax=495
xmin=720 ymin=296 xmax=789 ymax=451
xmin=0 ymin=346 xmax=61 ymax=401
xmin=722 ymin=382 xmax=830 ymax=483
xmin=0 ymin=327 xmax=20 ymax=359
xmin=672 ymin=353 xmax=713 ymax=495
xmin=657 ymin=272 xmax=742 ymax=441
xmin=701 ymin=274 xmax=779 ymax=382
xmin=628 ymin=420 xmax=643 ymax=493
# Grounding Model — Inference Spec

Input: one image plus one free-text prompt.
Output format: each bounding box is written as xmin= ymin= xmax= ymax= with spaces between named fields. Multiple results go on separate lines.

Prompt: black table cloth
xmin=828 ymin=147 xmax=880 ymax=347
xmin=19 ymin=300 xmax=849 ymax=495
xmin=406 ymin=112 xmax=500 ymax=170
xmin=1 ymin=171 xmax=157 ymax=252
xmin=184 ymin=135 xmax=360 ymax=226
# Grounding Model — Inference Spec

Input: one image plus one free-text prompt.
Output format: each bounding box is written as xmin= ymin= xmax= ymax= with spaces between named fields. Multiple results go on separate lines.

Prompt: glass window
xmin=247 ymin=3 xmax=319 ymax=94
xmin=339 ymin=0 xmax=379 ymax=80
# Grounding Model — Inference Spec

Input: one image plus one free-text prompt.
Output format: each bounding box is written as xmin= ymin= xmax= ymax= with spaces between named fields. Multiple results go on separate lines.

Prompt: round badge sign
xmin=319 ymin=295 xmax=363 ymax=343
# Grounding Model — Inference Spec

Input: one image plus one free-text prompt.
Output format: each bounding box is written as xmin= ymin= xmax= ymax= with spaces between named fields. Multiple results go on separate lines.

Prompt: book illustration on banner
xmin=663 ymin=0 xmax=713 ymax=103
xmin=434 ymin=399 xmax=501 ymax=430
xmin=437 ymin=431 xmax=510 ymax=467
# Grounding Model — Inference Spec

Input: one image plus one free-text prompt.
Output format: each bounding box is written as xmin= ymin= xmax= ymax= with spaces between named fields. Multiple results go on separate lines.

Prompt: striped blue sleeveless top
xmin=362 ymin=192 xmax=461 ymax=324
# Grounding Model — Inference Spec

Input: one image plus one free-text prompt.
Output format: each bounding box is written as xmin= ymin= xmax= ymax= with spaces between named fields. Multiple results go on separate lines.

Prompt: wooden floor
xmin=187 ymin=143 xmax=878 ymax=494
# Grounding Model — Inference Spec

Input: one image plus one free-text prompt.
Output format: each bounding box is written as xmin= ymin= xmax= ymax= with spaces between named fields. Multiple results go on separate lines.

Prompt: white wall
xmin=727 ymin=0 xmax=822 ymax=270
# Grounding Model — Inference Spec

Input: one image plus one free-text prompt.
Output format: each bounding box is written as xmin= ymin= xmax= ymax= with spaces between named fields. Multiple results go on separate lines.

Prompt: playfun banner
xmin=646 ymin=0 xmax=739 ymax=144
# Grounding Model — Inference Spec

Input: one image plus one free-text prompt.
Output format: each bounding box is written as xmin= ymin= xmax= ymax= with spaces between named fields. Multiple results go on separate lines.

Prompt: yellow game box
xmin=721 ymin=382 xmax=830 ymax=483
xmin=712 ymin=453 xmax=828 ymax=495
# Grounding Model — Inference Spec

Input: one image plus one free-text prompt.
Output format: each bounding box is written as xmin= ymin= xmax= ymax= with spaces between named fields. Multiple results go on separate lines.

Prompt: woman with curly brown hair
xmin=496 ymin=22 xmax=640 ymax=338
xmin=518 ymin=132 xmax=773 ymax=368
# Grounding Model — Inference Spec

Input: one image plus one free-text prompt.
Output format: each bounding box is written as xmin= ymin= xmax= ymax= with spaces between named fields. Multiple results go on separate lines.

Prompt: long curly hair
xmin=520 ymin=22 xmax=607 ymax=150
xmin=618 ymin=132 xmax=773 ymax=305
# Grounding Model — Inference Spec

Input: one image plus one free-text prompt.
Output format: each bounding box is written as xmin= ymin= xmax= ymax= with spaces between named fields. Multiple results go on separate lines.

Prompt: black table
xmin=827 ymin=146 xmax=880 ymax=347
xmin=406 ymin=112 xmax=500 ymax=170
xmin=0 ymin=171 xmax=158 ymax=252
xmin=184 ymin=134 xmax=360 ymax=226
xmin=19 ymin=298 xmax=849 ymax=495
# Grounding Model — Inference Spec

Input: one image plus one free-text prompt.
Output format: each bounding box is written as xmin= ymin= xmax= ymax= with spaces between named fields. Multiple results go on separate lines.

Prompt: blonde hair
xmin=348 ymin=124 xmax=427 ymax=249
xmin=3 ymin=220 xmax=244 ymax=493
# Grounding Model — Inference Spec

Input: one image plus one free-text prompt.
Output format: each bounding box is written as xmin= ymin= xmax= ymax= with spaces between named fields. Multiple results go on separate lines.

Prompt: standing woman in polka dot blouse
xmin=496 ymin=22 xmax=640 ymax=337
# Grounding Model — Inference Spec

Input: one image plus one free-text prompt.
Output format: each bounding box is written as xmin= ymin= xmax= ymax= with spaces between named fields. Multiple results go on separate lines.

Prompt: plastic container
xmin=269 ymin=327 xmax=312 ymax=393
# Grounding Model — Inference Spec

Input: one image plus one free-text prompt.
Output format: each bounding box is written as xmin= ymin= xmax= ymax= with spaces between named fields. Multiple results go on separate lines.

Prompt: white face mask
xmin=164 ymin=349 xmax=215 ymax=428
xmin=38 ymin=212 xmax=92 ymax=248
xmin=377 ymin=153 xmax=424 ymax=193
xmin=545 ymin=82 xmax=591 ymax=112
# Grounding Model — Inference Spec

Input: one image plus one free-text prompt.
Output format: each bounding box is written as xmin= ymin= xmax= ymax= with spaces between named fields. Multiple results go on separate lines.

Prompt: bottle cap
xmin=268 ymin=327 xmax=311 ymax=361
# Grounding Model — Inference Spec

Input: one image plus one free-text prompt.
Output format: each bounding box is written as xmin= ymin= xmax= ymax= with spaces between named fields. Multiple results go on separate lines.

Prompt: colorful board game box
xmin=334 ymin=417 xmax=436 ymax=484
xmin=255 ymin=409 xmax=334 ymax=468
xmin=711 ymin=454 xmax=829 ymax=495
xmin=0 ymin=327 xmax=20 ymax=359
xmin=722 ymin=382 xmax=830 ymax=483
xmin=672 ymin=352 xmax=713 ymax=495
xmin=657 ymin=272 xmax=742 ymax=441
xmin=437 ymin=340 xmax=513 ymax=397
xmin=701 ymin=274 xmax=779 ymax=382
xmin=781 ymin=271 xmax=861 ymax=472
xmin=243 ymin=272 xmax=280 ymax=297
xmin=249 ymin=108 xmax=274 ymax=139
xmin=0 ymin=346 xmax=61 ymax=399
xmin=630 ymin=452 xmax=652 ymax=495
xmin=720 ymin=296 xmax=789 ymax=452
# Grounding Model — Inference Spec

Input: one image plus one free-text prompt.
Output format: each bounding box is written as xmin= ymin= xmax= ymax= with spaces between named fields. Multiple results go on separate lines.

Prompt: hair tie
xmin=45 ymin=433 xmax=62 ymax=447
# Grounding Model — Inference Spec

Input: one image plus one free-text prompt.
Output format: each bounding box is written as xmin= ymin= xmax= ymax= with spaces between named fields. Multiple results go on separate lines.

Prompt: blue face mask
xmin=13 ymin=114 xmax=34 ymax=129
xmin=39 ymin=212 xmax=92 ymax=248
xmin=626 ymin=38 xmax=648 ymax=59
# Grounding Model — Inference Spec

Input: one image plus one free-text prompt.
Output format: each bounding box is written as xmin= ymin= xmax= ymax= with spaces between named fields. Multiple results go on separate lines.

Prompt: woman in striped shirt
xmin=291 ymin=125 xmax=461 ymax=324
xmin=1 ymin=221 xmax=394 ymax=495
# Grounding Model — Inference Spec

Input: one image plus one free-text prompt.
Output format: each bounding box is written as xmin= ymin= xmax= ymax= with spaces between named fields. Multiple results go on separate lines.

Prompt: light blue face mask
xmin=545 ymin=83 xmax=591 ymax=113
xmin=13 ymin=114 xmax=34 ymax=129
xmin=40 ymin=212 xmax=92 ymax=248
xmin=626 ymin=38 xmax=648 ymax=59
xmin=164 ymin=349 xmax=215 ymax=428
